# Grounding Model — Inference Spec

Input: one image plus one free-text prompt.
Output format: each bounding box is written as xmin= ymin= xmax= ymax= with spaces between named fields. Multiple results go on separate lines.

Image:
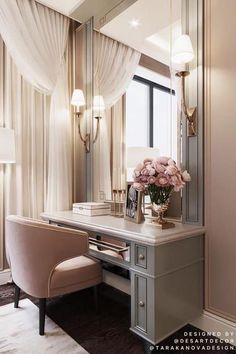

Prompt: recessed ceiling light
xmin=129 ymin=18 xmax=140 ymax=28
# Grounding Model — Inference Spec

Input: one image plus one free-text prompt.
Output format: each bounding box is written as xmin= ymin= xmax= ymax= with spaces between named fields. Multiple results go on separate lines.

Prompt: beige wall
xmin=205 ymin=0 xmax=236 ymax=322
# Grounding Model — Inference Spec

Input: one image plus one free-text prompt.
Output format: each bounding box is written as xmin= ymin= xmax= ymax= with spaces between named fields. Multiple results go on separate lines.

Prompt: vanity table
xmin=41 ymin=210 xmax=204 ymax=345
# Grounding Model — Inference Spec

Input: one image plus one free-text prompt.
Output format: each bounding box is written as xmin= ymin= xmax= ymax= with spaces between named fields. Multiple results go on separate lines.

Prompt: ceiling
xmin=36 ymin=0 xmax=136 ymax=25
xmin=36 ymin=0 xmax=182 ymax=65
xmin=100 ymin=0 xmax=182 ymax=65
xmin=36 ymin=0 xmax=85 ymax=16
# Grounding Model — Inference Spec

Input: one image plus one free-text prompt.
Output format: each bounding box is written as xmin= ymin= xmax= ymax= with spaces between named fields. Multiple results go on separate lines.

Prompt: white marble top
xmin=41 ymin=210 xmax=205 ymax=246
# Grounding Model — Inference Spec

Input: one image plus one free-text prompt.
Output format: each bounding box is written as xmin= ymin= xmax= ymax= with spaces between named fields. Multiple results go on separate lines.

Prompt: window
xmin=126 ymin=79 xmax=149 ymax=147
xmin=126 ymin=68 xmax=178 ymax=161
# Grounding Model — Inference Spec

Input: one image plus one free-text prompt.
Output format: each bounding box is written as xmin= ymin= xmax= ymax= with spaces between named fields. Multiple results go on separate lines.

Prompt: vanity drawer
xmin=135 ymin=244 xmax=147 ymax=269
xmin=88 ymin=234 xmax=131 ymax=266
xmin=135 ymin=274 xmax=147 ymax=333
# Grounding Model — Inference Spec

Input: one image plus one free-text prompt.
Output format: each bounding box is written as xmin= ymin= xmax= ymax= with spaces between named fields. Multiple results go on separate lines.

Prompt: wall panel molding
xmin=182 ymin=0 xmax=204 ymax=225
xmin=74 ymin=19 xmax=94 ymax=202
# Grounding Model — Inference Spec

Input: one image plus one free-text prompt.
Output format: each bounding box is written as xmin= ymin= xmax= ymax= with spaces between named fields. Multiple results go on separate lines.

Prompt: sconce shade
xmin=71 ymin=89 xmax=85 ymax=106
xmin=93 ymin=95 xmax=105 ymax=111
xmin=0 ymin=128 xmax=16 ymax=163
xmin=127 ymin=146 xmax=159 ymax=168
xmin=172 ymin=34 xmax=194 ymax=64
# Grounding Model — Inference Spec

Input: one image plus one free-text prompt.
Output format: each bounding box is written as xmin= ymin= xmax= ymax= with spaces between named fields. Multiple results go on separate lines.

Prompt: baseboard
xmin=190 ymin=310 xmax=236 ymax=341
xmin=102 ymin=270 xmax=130 ymax=295
xmin=0 ymin=269 xmax=11 ymax=285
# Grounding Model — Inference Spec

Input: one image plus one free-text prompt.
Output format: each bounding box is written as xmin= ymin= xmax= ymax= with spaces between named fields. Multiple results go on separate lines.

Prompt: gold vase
xmin=148 ymin=186 xmax=175 ymax=229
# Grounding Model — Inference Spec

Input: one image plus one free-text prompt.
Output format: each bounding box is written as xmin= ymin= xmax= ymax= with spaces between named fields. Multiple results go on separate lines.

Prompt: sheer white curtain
xmin=93 ymin=31 xmax=140 ymax=200
xmin=3 ymin=45 xmax=50 ymax=217
xmin=94 ymin=32 xmax=141 ymax=108
xmin=0 ymin=35 xmax=51 ymax=269
xmin=0 ymin=0 xmax=72 ymax=211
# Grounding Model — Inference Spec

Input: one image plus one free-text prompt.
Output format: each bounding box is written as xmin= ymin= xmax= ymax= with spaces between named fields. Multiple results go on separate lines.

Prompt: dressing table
xmin=42 ymin=210 xmax=204 ymax=345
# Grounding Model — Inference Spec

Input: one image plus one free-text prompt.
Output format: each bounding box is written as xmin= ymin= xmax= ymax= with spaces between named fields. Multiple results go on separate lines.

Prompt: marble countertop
xmin=41 ymin=210 xmax=205 ymax=246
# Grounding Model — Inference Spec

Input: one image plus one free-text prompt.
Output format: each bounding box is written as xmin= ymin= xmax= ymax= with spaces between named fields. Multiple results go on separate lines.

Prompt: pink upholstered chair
xmin=5 ymin=215 xmax=102 ymax=335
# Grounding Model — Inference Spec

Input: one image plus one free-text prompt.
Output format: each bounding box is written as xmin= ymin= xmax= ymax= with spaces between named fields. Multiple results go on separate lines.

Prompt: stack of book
xmin=72 ymin=202 xmax=111 ymax=216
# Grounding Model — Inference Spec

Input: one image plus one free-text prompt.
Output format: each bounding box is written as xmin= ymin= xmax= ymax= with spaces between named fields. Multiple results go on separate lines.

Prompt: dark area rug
xmin=0 ymin=283 xmax=235 ymax=354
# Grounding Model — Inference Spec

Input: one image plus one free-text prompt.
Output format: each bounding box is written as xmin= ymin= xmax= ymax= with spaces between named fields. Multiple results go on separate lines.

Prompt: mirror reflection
xmin=92 ymin=0 xmax=185 ymax=219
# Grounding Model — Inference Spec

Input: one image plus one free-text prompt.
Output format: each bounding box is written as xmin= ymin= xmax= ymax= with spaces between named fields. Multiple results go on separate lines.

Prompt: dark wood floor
xmin=0 ymin=283 xmax=235 ymax=354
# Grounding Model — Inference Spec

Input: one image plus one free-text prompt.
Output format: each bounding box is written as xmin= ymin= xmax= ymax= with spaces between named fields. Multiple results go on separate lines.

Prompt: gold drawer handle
xmin=139 ymin=254 xmax=145 ymax=260
xmin=139 ymin=301 xmax=145 ymax=307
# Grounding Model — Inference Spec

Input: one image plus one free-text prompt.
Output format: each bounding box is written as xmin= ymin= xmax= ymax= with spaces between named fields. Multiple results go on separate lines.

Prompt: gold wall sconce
xmin=71 ymin=89 xmax=89 ymax=151
xmin=71 ymin=90 xmax=105 ymax=153
xmin=93 ymin=95 xmax=105 ymax=143
xmin=172 ymin=34 xmax=197 ymax=136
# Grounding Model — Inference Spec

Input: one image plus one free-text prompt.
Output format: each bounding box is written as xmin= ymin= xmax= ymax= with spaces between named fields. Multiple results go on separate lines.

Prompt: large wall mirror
xmin=74 ymin=0 xmax=203 ymax=224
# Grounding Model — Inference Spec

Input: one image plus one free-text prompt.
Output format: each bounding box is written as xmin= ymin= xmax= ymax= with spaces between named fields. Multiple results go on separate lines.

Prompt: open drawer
xmin=89 ymin=235 xmax=131 ymax=263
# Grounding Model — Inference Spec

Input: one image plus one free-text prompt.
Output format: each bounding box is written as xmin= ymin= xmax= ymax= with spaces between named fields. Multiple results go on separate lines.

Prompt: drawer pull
xmin=139 ymin=301 xmax=145 ymax=307
xmin=139 ymin=254 xmax=145 ymax=260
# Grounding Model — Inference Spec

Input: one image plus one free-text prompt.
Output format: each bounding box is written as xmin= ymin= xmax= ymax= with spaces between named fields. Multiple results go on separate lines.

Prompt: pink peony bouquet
xmin=132 ymin=156 xmax=191 ymax=194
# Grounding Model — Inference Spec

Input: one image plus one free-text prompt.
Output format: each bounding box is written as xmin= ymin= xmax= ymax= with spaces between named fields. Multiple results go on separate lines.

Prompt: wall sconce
xmin=71 ymin=89 xmax=90 ymax=152
xmin=93 ymin=95 xmax=105 ymax=143
xmin=71 ymin=90 xmax=105 ymax=152
xmin=172 ymin=34 xmax=196 ymax=136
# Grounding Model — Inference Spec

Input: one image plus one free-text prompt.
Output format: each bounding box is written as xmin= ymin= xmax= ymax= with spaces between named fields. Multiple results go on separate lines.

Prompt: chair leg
xmin=39 ymin=298 xmax=46 ymax=335
xmin=93 ymin=285 xmax=99 ymax=312
xmin=14 ymin=284 xmax=20 ymax=308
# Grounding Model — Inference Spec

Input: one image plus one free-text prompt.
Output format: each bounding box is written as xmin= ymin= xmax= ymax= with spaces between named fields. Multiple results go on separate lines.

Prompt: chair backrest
xmin=5 ymin=215 xmax=89 ymax=298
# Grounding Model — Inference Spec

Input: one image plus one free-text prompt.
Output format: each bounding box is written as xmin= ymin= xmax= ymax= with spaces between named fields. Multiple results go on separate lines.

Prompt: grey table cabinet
xmin=41 ymin=211 xmax=204 ymax=345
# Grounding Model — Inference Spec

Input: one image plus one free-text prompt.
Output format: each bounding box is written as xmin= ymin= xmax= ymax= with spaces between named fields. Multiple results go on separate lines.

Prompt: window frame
xmin=132 ymin=74 xmax=175 ymax=147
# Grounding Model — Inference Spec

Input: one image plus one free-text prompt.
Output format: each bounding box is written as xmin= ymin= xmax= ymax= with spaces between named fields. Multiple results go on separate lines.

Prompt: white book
xmin=73 ymin=207 xmax=111 ymax=216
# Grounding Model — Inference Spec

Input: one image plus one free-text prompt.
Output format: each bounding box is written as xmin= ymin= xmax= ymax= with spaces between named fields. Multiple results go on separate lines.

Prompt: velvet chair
xmin=5 ymin=215 xmax=102 ymax=335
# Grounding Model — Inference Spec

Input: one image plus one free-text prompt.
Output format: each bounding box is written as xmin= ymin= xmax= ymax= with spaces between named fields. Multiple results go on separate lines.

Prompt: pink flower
xmin=176 ymin=172 xmax=183 ymax=182
xmin=166 ymin=165 xmax=178 ymax=176
xmin=140 ymin=175 xmax=148 ymax=183
xmin=152 ymin=160 xmax=165 ymax=173
xmin=143 ymin=158 xmax=153 ymax=165
xmin=155 ymin=173 xmax=170 ymax=186
xmin=133 ymin=182 xmax=145 ymax=191
xmin=146 ymin=165 xmax=156 ymax=176
xmin=156 ymin=156 xmax=170 ymax=165
xmin=141 ymin=168 xmax=150 ymax=176
xmin=132 ymin=156 xmax=191 ymax=194
xmin=182 ymin=170 xmax=191 ymax=182
xmin=174 ymin=185 xmax=182 ymax=192
xmin=169 ymin=175 xmax=178 ymax=186
xmin=173 ymin=176 xmax=185 ymax=190
xmin=133 ymin=170 xmax=141 ymax=177
xmin=170 ymin=173 xmax=185 ymax=190
xmin=135 ymin=163 xmax=144 ymax=172
xmin=147 ymin=176 xmax=156 ymax=184
xmin=168 ymin=158 xmax=176 ymax=166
